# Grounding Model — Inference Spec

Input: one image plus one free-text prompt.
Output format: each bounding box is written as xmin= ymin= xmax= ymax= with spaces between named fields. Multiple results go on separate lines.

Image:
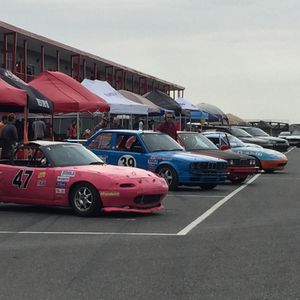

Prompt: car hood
xmin=232 ymin=147 xmax=287 ymax=160
xmin=285 ymin=135 xmax=300 ymax=139
xmin=188 ymin=149 xmax=246 ymax=160
xmin=61 ymin=164 xmax=159 ymax=179
xmin=152 ymin=150 xmax=227 ymax=163
xmin=253 ymin=136 xmax=288 ymax=143
xmin=239 ymin=137 xmax=272 ymax=146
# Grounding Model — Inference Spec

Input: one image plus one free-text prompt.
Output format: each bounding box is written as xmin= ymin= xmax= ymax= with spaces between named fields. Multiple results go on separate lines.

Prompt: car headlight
xmin=228 ymin=159 xmax=234 ymax=165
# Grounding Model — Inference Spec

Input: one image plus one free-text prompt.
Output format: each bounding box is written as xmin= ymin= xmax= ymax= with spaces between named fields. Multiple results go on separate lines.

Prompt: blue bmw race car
xmin=85 ymin=130 xmax=228 ymax=190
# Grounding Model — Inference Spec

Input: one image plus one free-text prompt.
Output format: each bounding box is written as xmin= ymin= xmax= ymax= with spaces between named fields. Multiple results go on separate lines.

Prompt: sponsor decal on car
xmin=37 ymin=180 xmax=46 ymax=187
xmin=57 ymin=176 xmax=70 ymax=182
xmin=56 ymin=182 xmax=67 ymax=188
xmin=148 ymin=157 xmax=159 ymax=166
xmin=61 ymin=170 xmax=76 ymax=177
xmin=55 ymin=188 xmax=65 ymax=194
xmin=100 ymin=191 xmax=120 ymax=197
xmin=37 ymin=171 xmax=46 ymax=179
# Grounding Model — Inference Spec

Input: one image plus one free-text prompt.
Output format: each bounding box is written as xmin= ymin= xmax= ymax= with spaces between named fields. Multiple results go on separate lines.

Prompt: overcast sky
xmin=1 ymin=0 xmax=300 ymax=123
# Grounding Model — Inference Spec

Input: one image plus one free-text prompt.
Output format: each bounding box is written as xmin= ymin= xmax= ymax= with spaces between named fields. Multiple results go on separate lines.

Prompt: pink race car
xmin=0 ymin=141 xmax=168 ymax=216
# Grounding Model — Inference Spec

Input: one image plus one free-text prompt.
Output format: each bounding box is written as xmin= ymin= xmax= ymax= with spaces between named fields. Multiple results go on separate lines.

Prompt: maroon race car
xmin=0 ymin=141 xmax=168 ymax=216
xmin=177 ymin=131 xmax=259 ymax=183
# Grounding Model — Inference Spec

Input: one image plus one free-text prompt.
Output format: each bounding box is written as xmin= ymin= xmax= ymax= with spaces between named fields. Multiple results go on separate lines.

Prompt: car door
xmin=109 ymin=133 xmax=150 ymax=169
xmin=87 ymin=132 xmax=150 ymax=170
xmin=0 ymin=146 xmax=55 ymax=204
xmin=1 ymin=165 xmax=55 ymax=204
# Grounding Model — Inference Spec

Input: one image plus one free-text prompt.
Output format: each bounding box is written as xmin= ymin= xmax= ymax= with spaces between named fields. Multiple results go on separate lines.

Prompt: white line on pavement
xmin=167 ymin=194 xmax=224 ymax=198
xmin=176 ymin=173 xmax=261 ymax=236
xmin=0 ymin=231 xmax=177 ymax=236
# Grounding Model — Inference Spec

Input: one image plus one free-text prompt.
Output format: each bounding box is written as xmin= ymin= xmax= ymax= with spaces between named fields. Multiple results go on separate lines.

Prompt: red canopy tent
xmin=0 ymin=78 xmax=30 ymax=143
xmin=29 ymin=71 xmax=110 ymax=113
xmin=0 ymin=77 xmax=27 ymax=110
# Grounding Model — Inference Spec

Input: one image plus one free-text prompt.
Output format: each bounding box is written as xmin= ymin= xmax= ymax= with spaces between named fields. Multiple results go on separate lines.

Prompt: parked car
xmin=0 ymin=141 xmax=168 ymax=216
xmin=177 ymin=131 xmax=258 ymax=184
xmin=239 ymin=126 xmax=289 ymax=152
xmin=278 ymin=130 xmax=300 ymax=147
xmin=203 ymin=126 xmax=274 ymax=149
xmin=85 ymin=129 xmax=228 ymax=190
xmin=203 ymin=132 xmax=288 ymax=173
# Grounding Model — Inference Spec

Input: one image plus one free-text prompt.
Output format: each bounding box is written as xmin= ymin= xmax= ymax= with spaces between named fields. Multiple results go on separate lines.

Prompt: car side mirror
xmin=220 ymin=144 xmax=229 ymax=151
xmin=41 ymin=157 xmax=48 ymax=167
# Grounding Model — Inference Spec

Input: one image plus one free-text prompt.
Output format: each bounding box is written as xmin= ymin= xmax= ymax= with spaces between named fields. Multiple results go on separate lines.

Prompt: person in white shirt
xmin=32 ymin=118 xmax=46 ymax=140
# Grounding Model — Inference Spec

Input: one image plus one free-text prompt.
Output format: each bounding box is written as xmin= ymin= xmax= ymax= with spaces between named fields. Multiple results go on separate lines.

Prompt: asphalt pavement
xmin=0 ymin=148 xmax=299 ymax=300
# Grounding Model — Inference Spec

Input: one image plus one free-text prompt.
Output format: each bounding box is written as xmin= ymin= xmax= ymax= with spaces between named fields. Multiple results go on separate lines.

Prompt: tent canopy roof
xmin=196 ymin=102 xmax=229 ymax=123
xmin=0 ymin=78 xmax=27 ymax=112
xmin=118 ymin=90 xmax=171 ymax=116
xmin=0 ymin=68 xmax=53 ymax=114
xmin=29 ymin=71 xmax=110 ymax=113
xmin=143 ymin=89 xmax=183 ymax=115
xmin=175 ymin=97 xmax=199 ymax=111
xmin=82 ymin=80 xmax=148 ymax=115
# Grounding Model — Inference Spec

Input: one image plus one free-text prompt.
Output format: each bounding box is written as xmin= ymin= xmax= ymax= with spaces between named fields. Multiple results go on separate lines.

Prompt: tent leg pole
xmin=23 ymin=107 xmax=29 ymax=144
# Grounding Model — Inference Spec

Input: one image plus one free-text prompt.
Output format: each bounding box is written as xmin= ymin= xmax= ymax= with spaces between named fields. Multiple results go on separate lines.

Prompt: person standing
xmin=2 ymin=113 xmax=18 ymax=159
xmin=0 ymin=115 xmax=8 ymax=137
xmin=32 ymin=118 xmax=46 ymax=140
xmin=67 ymin=120 xmax=77 ymax=139
xmin=156 ymin=112 xmax=178 ymax=141
xmin=93 ymin=117 xmax=108 ymax=133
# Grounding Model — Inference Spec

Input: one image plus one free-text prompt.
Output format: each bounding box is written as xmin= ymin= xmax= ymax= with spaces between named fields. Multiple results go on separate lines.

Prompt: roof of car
xmin=26 ymin=140 xmax=80 ymax=147
xmin=178 ymin=131 xmax=199 ymax=134
xmin=94 ymin=129 xmax=164 ymax=135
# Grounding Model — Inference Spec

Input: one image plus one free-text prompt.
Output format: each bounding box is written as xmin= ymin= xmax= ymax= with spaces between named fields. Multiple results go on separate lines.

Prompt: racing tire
xmin=69 ymin=183 xmax=102 ymax=217
xmin=157 ymin=165 xmax=178 ymax=191
xmin=200 ymin=184 xmax=217 ymax=190
xmin=229 ymin=175 xmax=248 ymax=184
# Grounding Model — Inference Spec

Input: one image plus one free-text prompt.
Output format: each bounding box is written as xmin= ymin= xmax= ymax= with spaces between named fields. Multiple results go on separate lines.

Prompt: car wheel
xmin=229 ymin=175 xmax=248 ymax=184
xmin=200 ymin=184 xmax=217 ymax=190
xmin=265 ymin=169 xmax=275 ymax=174
xmin=157 ymin=165 xmax=178 ymax=191
xmin=70 ymin=183 xmax=102 ymax=217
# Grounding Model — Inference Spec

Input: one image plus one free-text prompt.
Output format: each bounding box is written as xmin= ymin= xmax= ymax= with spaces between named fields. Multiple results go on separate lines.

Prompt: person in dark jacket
xmin=156 ymin=113 xmax=178 ymax=141
xmin=2 ymin=113 xmax=18 ymax=159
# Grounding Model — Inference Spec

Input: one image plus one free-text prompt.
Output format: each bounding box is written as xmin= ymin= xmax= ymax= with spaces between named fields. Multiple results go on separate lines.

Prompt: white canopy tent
xmin=81 ymin=79 xmax=148 ymax=115
xmin=175 ymin=97 xmax=199 ymax=111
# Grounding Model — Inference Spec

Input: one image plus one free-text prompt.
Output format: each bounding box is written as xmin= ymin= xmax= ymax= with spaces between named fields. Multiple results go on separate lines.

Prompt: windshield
xmin=179 ymin=133 xmax=218 ymax=150
xmin=292 ymin=129 xmax=300 ymax=135
xmin=230 ymin=127 xmax=253 ymax=137
xmin=141 ymin=133 xmax=184 ymax=152
xmin=43 ymin=143 xmax=104 ymax=167
xmin=227 ymin=135 xmax=246 ymax=148
xmin=243 ymin=127 xmax=269 ymax=137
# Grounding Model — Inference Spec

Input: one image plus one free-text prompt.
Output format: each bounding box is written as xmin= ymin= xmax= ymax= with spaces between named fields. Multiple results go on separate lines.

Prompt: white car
xmin=279 ymin=131 xmax=300 ymax=147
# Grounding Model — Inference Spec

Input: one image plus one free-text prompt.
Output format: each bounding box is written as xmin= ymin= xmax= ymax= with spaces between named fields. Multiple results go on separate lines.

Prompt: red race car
xmin=0 ymin=141 xmax=168 ymax=216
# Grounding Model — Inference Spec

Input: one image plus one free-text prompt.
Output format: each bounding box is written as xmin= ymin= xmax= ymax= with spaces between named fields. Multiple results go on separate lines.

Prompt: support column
xmin=40 ymin=45 xmax=45 ymax=72
xmin=23 ymin=39 xmax=27 ymax=82
xmin=56 ymin=50 xmax=60 ymax=71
